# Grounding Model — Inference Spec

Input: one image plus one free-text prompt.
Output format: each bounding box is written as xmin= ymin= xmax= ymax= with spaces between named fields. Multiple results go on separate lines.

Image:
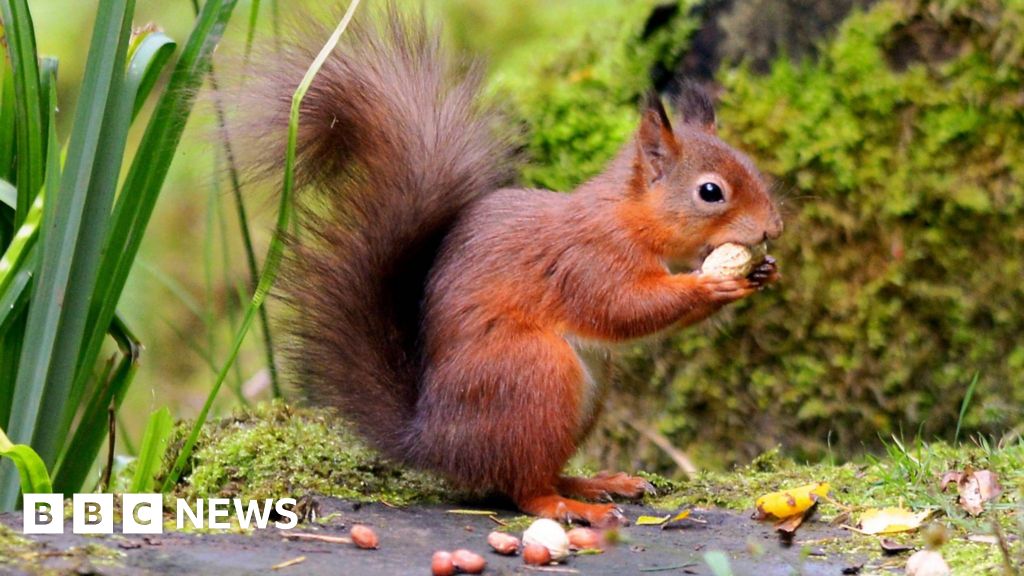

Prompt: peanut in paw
xmin=701 ymin=242 xmax=768 ymax=278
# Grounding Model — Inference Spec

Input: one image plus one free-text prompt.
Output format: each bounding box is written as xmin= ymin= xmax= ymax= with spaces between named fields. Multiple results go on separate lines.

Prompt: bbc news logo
xmin=23 ymin=494 xmax=300 ymax=534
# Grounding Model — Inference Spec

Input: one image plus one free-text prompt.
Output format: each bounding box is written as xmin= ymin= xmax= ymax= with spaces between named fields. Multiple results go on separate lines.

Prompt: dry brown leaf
xmin=774 ymin=512 xmax=806 ymax=536
xmin=880 ymin=538 xmax=914 ymax=555
xmin=939 ymin=468 xmax=1002 ymax=516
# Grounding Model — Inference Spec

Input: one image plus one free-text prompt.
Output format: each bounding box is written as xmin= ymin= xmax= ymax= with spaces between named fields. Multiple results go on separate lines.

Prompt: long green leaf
xmin=0 ymin=191 xmax=42 ymax=296
xmin=72 ymin=0 xmax=240 ymax=468
xmin=0 ymin=50 xmax=52 ymax=440
xmin=0 ymin=426 xmax=51 ymax=495
xmin=0 ymin=249 xmax=30 ymax=337
xmin=0 ymin=56 xmax=51 ymax=298
xmin=129 ymin=407 xmax=172 ymax=493
xmin=162 ymin=0 xmax=363 ymax=492
xmin=0 ymin=0 xmax=44 ymax=225
xmin=127 ymin=31 xmax=176 ymax=120
xmin=51 ymin=313 xmax=139 ymax=495
xmin=0 ymin=35 xmax=16 ymax=185
xmin=37 ymin=57 xmax=56 ymax=150
xmin=1 ymin=0 xmax=134 ymax=509
xmin=48 ymin=3 xmax=162 ymax=460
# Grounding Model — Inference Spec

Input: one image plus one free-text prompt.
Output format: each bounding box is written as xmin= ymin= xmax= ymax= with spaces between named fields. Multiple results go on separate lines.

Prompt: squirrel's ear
xmin=635 ymin=91 xmax=679 ymax=187
xmin=672 ymin=80 xmax=716 ymax=135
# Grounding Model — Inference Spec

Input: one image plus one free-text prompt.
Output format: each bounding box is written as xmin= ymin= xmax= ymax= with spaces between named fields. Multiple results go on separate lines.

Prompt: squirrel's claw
xmin=747 ymin=255 xmax=779 ymax=288
xmin=641 ymin=479 xmax=658 ymax=497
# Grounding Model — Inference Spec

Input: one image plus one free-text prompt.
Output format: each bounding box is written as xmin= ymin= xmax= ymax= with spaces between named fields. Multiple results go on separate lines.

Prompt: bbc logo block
xmin=23 ymin=493 xmax=164 ymax=535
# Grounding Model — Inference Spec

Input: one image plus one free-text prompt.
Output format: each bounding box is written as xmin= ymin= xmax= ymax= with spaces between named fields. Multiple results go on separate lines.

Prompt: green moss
xmin=649 ymin=441 xmax=1023 ymax=573
xmin=164 ymin=401 xmax=450 ymax=506
xmin=0 ymin=526 xmax=124 ymax=574
xmin=488 ymin=0 xmax=699 ymax=191
xmin=0 ymin=524 xmax=35 ymax=565
xmin=67 ymin=542 xmax=124 ymax=563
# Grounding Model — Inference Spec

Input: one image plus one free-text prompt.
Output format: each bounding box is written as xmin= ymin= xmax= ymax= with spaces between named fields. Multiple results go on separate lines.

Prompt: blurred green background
xmin=28 ymin=0 xmax=1024 ymax=475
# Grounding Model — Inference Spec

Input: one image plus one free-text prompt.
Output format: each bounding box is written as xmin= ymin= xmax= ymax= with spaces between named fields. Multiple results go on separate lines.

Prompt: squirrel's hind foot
xmin=518 ymin=494 xmax=628 ymax=527
xmin=558 ymin=472 xmax=656 ymax=502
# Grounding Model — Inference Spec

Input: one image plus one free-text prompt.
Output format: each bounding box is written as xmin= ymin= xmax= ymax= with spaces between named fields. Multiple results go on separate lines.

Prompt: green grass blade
xmin=954 ymin=371 xmax=980 ymax=446
xmin=0 ymin=310 xmax=25 ymax=429
xmin=0 ymin=37 xmax=16 ymax=184
xmin=161 ymin=0 xmax=363 ymax=492
xmin=51 ymin=312 xmax=139 ymax=495
xmin=0 ymin=179 xmax=12 ymax=208
xmin=0 ymin=191 xmax=42 ymax=296
xmin=0 ymin=52 xmax=51 ymax=436
xmin=0 ymin=0 xmax=44 ymax=225
xmin=0 ymin=248 xmax=31 ymax=337
xmin=1 ymin=0 xmax=134 ymax=509
xmin=128 ymin=407 xmax=172 ymax=493
xmin=0 ymin=53 xmax=50 ymax=296
xmin=37 ymin=57 xmax=56 ymax=149
xmin=127 ymin=31 xmax=176 ymax=120
xmin=71 ymin=0 xmax=241 ymax=445
xmin=208 ymin=65 xmax=281 ymax=397
xmin=244 ymin=0 xmax=260 ymax=60
xmin=0 ymin=426 xmax=51 ymax=494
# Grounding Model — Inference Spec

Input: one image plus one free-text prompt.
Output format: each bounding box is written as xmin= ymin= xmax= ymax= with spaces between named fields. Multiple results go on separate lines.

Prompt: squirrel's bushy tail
xmin=234 ymin=5 xmax=514 ymax=461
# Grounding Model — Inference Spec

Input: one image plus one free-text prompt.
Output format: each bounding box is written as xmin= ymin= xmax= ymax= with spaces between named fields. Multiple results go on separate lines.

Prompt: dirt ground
xmin=0 ymin=498 xmax=866 ymax=575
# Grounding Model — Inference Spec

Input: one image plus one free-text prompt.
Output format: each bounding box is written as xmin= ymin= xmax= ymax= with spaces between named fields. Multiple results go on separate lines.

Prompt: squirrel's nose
xmin=764 ymin=214 xmax=783 ymax=241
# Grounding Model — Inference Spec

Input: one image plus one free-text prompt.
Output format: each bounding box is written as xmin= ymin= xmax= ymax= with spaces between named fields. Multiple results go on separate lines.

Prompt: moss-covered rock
xmin=162 ymin=402 xmax=449 ymax=505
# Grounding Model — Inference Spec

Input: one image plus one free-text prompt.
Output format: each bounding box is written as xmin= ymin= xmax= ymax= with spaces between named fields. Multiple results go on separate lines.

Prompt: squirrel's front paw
xmin=698 ymin=274 xmax=757 ymax=304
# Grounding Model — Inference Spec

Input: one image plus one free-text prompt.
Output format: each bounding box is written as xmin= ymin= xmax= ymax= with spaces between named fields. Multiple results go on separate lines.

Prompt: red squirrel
xmin=237 ymin=7 xmax=782 ymax=526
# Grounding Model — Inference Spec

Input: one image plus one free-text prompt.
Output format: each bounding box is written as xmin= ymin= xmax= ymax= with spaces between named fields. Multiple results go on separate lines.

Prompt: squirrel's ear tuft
xmin=635 ymin=91 xmax=678 ymax=187
xmin=672 ymin=80 xmax=716 ymax=135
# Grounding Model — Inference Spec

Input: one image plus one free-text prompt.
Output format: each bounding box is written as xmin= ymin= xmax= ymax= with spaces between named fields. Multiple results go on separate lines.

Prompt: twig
xmin=100 ymin=401 xmax=116 ymax=492
xmin=623 ymin=418 xmax=696 ymax=476
xmin=271 ymin=556 xmax=306 ymax=570
xmin=488 ymin=515 xmax=508 ymax=526
xmin=523 ymin=566 xmax=580 ymax=574
xmin=283 ymin=532 xmax=353 ymax=545
xmin=990 ymin=519 xmax=1015 ymax=576
xmin=639 ymin=563 xmax=697 ymax=572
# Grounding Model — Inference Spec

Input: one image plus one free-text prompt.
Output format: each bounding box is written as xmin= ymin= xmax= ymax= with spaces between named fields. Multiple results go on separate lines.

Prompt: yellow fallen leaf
xmin=858 ymin=507 xmax=931 ymax=535
xmin=753 ymin=482 xmax=831 ymax=520
xmin=661 ymin=509 xmax=697 ymax=530
xmin=670 ymin=509 xmax=691 ymax=522
xmin=636 ymin=515 xmax=670 ymax=526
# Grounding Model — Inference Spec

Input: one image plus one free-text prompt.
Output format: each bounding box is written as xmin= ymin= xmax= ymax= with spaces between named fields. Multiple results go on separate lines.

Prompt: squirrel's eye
xmin=698 ymin=182 xmax=725 ymax=203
